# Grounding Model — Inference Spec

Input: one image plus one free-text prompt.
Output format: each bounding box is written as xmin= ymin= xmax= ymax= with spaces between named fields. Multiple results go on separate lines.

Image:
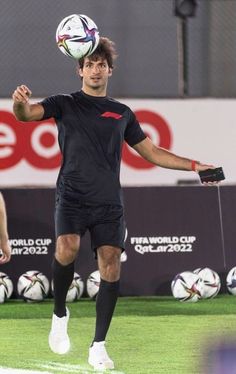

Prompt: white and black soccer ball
xmin=56 ymin=14 xmax=100 ymax=59
xmin=17 ymin=270 xmax=49 ymax=302
xmin=51 ymin=272 xmax=84 ymax=302
xmin=226 ymin=266 xmax=236 ymax=295
xmin=87 ymin=270 xmax=100 ymax=299
xmin=120 ymin=251 xmax=127 ymax=262
xmin=194 ymin=267 xmax=221 ymax=299
xmin=171 ymin=271 xmax=203 ymax=302
xmin=121 ymin=227 xmax=128 ymax=263
xmin=0 ymin=272 xmax=13 ymax=303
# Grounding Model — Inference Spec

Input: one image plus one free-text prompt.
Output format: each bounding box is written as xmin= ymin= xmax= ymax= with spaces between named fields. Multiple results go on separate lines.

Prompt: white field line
xmin=0 ymin=368 xmax=52 ymax=374
xmin=39 ymin=364 xmax=95 ymax=374
xmin=35 ymin=360 xmax=126 ymax=374
xmin=0 ymin=361 xmax=126 ymax=374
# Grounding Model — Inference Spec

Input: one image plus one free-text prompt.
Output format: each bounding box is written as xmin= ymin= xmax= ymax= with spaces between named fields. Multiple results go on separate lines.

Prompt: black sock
xmin=93 ymin=278 xmax=120 ymax=343
xmin=52 ymin=258 xmax=74 ymax=317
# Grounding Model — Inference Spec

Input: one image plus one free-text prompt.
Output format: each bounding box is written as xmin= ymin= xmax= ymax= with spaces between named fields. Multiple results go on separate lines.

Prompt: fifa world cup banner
xmin=0 ymin=188 xmax=101 ymax=298
xmin=1 ymin=186 xmax=235 ymax=297
xmin=0 ymin=99 xmax=235 ymax=186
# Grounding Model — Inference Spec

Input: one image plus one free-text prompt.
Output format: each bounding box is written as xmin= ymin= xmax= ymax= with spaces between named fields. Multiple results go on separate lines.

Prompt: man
xmin=0 ymin=192 xmax=11 ymax=264
xmin=12 ymin=37 xmax=215 ymax=370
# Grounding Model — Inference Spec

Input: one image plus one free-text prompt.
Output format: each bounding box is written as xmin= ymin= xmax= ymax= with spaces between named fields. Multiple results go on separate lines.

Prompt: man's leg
xmin=49 ymin=234 xmax=80 ymax=354
xmin=88 ymin=245 xmax=121 ymax=370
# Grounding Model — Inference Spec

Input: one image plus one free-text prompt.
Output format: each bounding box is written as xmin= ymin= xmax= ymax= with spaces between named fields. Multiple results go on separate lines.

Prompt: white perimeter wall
xmin=0 ymin=99 xmax=234 ymax=186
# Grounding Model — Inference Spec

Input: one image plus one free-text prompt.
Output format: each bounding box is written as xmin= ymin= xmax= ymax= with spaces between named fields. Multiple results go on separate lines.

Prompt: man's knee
xmin=97 ymin=246 xmax=121 ymax=281
xmin=55 ymin=234 xmax=80 ymax=265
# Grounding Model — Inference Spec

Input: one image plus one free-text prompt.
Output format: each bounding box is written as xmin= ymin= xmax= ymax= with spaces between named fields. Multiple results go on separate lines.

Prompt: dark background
xmin=1 ymin=186 xmax=234 ymax=297
xmin=1 ymin=0 xmax=236 ymax=98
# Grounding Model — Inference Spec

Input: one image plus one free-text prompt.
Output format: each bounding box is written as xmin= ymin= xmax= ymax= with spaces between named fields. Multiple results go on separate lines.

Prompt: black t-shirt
xmin=40 ymin=90 xmax=146 ymax=205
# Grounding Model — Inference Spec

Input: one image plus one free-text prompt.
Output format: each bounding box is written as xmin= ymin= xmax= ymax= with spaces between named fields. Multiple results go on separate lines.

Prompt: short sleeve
xmin=39 ymin=95 xmax=62 ymax=120
xmin=124 ymin=109 xmax=146 ymax=147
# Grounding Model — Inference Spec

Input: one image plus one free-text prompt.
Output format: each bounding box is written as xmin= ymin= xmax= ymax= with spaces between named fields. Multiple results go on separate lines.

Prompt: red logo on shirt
xmin=101 ymin=112 xmax=122 ymax=120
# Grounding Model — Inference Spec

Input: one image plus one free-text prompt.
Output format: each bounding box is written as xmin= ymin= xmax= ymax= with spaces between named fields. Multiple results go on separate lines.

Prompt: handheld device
xmin=199 ymin=167 xmax=225 ymax=183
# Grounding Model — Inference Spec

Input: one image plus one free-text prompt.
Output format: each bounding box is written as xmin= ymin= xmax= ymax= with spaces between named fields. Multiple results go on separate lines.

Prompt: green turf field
xmin=0 ymin=295 xmax=235 ymax=374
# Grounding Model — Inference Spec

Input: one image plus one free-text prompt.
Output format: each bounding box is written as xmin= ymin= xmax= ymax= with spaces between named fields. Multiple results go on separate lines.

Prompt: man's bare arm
xmin=133 ymin=137 xmax=213 ymax=172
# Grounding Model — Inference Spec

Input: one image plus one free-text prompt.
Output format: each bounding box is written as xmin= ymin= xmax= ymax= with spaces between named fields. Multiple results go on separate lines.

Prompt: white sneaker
xmin=88 ymin=341 xmax=114 ymax=370
xmin=48 ymin=307 xmax=70 ymax=354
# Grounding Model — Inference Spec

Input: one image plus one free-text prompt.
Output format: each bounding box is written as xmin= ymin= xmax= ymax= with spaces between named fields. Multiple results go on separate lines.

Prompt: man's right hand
xmin=12 ymin=85 xmax=32 ymax=104
xmin=12 ymin=85 xmax=44 ymax=121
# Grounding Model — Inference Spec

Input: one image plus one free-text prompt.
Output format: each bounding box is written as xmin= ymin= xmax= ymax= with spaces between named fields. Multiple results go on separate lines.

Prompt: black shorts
xmin=55 ymin=195 xmax=126 ymax=255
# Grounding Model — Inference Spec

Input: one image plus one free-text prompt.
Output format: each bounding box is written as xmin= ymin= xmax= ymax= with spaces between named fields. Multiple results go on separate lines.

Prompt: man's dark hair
xmin=78 ymin=37 xmax=117 ymax=69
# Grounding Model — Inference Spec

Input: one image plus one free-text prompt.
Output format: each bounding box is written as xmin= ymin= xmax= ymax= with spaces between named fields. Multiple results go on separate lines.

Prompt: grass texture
xmin=0 ymin=295 xmax=235 ymax=374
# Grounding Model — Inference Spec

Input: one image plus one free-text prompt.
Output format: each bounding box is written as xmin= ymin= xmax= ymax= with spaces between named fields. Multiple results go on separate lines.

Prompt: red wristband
xmin=191 ymin=160 xmax=197 ymax=171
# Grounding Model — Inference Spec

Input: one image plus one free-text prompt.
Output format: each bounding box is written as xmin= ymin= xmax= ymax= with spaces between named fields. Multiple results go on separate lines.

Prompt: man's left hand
xmin=0 ymin=238 xmax=11 ymax=264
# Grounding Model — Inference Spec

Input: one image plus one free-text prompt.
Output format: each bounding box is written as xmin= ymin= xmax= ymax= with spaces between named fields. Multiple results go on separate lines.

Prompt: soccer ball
xmin=171 ymin=271 xmax=203 ymax=302
xmin=120 ymin=251 xmax=127 ymax=262
xmin=87 ymin=270 xmax=100 ymax=299
xmin=66 ymin=272 xmax=84 ymax=301
xmin=226 ymin=266 xmax=236 ymax=295
xmin=17 ymin=270 xmax=49 ymax=302
xmin=51 ymin=272 xmax=84 ymax=302
xmin=121 ymin=228 xmax=128 ymax=262
xmin=56 ymin=14 xmax=100 ymax=59
xmin=0 ymin=272 xmax=13 ymax=303
xmin=194 ymin=267 xmax=221 ymax=298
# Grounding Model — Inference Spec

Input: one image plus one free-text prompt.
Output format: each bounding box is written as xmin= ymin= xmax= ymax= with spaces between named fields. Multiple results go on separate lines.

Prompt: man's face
xmin=79 ymin=57 xmax=112 ymax=91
